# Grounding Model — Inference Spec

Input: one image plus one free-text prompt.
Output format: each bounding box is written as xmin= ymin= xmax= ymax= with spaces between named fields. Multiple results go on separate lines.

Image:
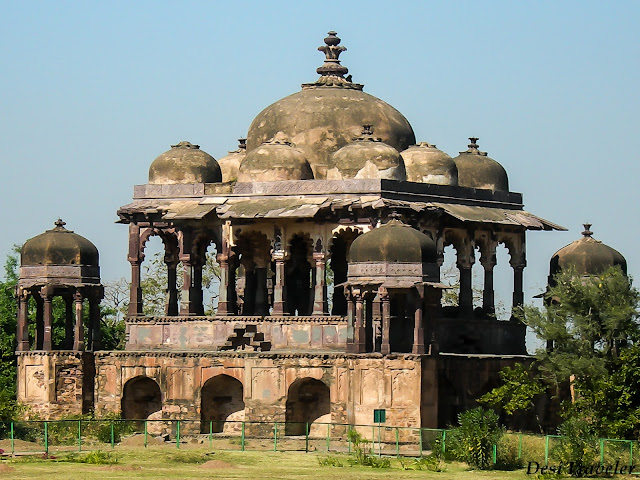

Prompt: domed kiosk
xmin=549 ymin=223 xmax=627 ymax=283
xmin=344 ymin=215 xmax=444 ymax=354
xmin=16 ymin=219 xmax=103 ymax=417
xmin=17 ymin=219 xmax=103 ymax=352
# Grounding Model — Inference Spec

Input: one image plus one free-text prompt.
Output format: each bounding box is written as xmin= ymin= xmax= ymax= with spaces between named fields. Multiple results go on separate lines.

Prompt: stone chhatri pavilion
xmin=17 ymin=31 xmax=567 ymax=436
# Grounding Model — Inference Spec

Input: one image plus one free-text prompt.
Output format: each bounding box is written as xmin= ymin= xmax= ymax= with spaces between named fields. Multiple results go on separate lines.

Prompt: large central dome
xmin=246 ymin=32 xmax=415 ymax=179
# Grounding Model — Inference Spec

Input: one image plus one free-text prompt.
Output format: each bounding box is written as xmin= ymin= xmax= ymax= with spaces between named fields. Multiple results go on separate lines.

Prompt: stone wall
xmin=16 ymin=351 xmax=94 ymax=418
xmin=125 ymin=316 xmax=348 ymax=352
xmin=94 ymin=351 xmax=424 ymax=440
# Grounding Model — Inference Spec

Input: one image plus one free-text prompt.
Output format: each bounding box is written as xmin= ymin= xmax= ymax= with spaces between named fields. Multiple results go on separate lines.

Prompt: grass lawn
xmin=0 ymin=447 xmax=636 ymax=480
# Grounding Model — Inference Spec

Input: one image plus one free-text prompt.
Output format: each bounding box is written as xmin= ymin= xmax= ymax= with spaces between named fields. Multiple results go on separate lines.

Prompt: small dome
xmin=452 ymin=138 xmax=508 ymax=191
xmin=349 ymin=218 xmax=437 ymax=264
xmin=246 ymin=32 xmax=415 ymax=178
xmin=148 ymin=141 xmax=222 ymax=184
xmin=327 ymin=125 xmax=406 ymax=180
xmin=218 ymin=139 xmax=247 ymax=182
xmin=550 ymin=224 xmax=627 ymax=278
xmin=238 ymin=136 xmax=314 ymax=182
xmin=21 ymin=219 xmax=99 ymax=267
xmin=401 ymin=142 xmax=458 ymax=185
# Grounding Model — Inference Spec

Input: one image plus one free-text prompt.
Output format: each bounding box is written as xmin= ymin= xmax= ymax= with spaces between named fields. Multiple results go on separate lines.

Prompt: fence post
xmin=144 ymin=420 xmax=148 ymax=448
xmin=418 ymin=428 xmax=423 ymax=457
xmin=273 ymin=422 xmax=278 ymax=452
xmin=176 ymin=420 xmax=181 ymax=449
xmin=492 ymin=444 xmax=497 ymax=465
xmin=441 ymin=430 xmax=446 ymax=454
xmin=10 ymin=422 xmax=14 ymax=455
xmin=110 ymin=422 xmax=115 ymax=449
xmin=44 ymin=421 xmax=48 ymax=456
xmin=241 ymin=422 xmax=245 ymax=451
xmin=78 ymin=419 xmax=82 ymax=452
xmin=630 ymin=441 xmax=634 ymax=468
xmin=518 ymin=433 xmax=523 ymax=459
xmin=305 ymin=422 xmax=309 ymax=453
xmin=327 ymin=424 xmax=330 ymax=452
xmin=209 ymin=421 xmax=213 ymax=450
xmin=545 ymin=435 xmax=549 ymax=465
xmin=600 ymin=438 xmax=604 ymax=465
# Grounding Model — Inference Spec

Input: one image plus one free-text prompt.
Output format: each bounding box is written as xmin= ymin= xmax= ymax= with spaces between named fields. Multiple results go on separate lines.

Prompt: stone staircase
xmin=220 ymin=324 xmax=271 ymax=351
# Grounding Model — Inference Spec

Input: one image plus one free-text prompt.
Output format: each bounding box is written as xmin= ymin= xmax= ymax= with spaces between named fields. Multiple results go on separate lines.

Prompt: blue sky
xmin=1 ymin=1 xmax=638 ymax=327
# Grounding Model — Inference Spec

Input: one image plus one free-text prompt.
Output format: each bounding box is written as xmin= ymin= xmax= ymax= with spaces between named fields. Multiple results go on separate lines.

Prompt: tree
xmin=478 ymin=363 xmax=545 ymax=416
xmin=0 ymin=247 xmax=20 ymax=423
xmin=523 ymin=266 xmax=639 ymax=386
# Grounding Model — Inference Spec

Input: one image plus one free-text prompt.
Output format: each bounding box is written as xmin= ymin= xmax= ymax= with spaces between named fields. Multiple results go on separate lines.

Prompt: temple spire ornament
xmin=303 ymin=31 xmax=363 ymax=90
xmin=582 ymin=223 xmax=593 ymax=237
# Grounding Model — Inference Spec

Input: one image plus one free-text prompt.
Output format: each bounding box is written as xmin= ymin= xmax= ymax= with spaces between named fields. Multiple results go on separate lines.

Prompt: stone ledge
xmin=125 ymin=315 xmax=347 ymax=324
xmin=94 ymin=350 xmax=425 ymax=360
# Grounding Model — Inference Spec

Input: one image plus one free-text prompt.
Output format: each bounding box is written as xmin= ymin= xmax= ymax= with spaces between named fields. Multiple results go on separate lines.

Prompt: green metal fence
xmin=0 ymin=419 xmax=638 ymax=467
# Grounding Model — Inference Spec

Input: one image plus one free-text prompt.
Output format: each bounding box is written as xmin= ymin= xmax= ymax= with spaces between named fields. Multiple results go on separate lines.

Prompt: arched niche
xmin=121 ymin=376 xmax=162 ymax=420
xmin=284 ymin=377 xmax=330 ymax=436
xmin=200 ymin=374 xmax=245 ymax=433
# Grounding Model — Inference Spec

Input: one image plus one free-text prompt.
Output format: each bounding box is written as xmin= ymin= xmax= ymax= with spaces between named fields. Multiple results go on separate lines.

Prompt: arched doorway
xmin=200 ymin=375 xmax=245 ymax=433
xmin=285 ymin=378 xmax=330 ymax=435
xmin=121 ymin=376 xmax=162 ymax=420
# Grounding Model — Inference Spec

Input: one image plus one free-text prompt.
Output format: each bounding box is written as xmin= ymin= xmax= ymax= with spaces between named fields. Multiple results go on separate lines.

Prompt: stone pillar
xmin=16 ymin=290 xmax=29 ymax=352
xmin=89 ymin=290 xmax=102 ymax=350
xmin=413 ymin=285 xmax=425 ymax=354
xmin=271 ymin=250 xmax=287 ymax=315
xmin=41 ymin=287 xmax=53 ymax=351
xmin=74 ymin=290 xmax=85 ymax=351
xmin=345 ymin=289 xmax=355 ymax=353
xmin=312 ymin=252 xmax=328 ymax=315
xmin=380 ymin=287 xmax=391 ymax=355
xmin=216 ymin=252 xmax=236 ymax=315
xmin=456 ymin=241 xmax=475 ymax=316
xmin=512 ymin=261 xmax=525 ymax=318
xmin=127 ymin=223 xmax=143 ymax=316
xmin=34 ymin=292 xmax=44 ymax=350
xmin=354 ymin=290 xmax=365 ymax=353
xmin=165 ymin=260 xmax=179 ymax=316
xmin=64 ymin=294 xmax=74 ymax=349
xmin=425 ymin=287 xmax=441 ymax=353
xmin=193 ymin=262 xmax=204 ymax=315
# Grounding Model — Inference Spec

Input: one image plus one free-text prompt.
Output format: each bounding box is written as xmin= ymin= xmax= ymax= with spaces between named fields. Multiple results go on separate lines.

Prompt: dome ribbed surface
xmin=349 ymin=220 xmax=437 ymax=263
xmin=149 ymin=141 xmax=222 ymax=184
xmin=452 ymin=138 xmax=508 ymax=191
xmin=550 ymin=224 xmax=627 ymax=277
xmin=21 ymin=220 xmax=99 ymax=267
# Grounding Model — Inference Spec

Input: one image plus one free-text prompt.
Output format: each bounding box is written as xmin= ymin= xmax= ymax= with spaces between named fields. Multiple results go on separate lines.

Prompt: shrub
xmin=447 ymin=407 xmax=503 ymax=469
xmin=346 ymin=429 xmax=391 ymax=469
xmin=318 ymin=455 xmax=344 ymax=467
xmin=551 ymin=417 xmax=598 ymax=465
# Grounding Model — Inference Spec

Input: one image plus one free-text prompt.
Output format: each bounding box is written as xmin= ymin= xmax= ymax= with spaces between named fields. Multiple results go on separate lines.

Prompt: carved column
xmin=74 ymin=290 xmax=84 ymax=351
xmin=216 ymin=252 xmax=235 ymax=316
xmin=380 ymin=287 xmax=391 ymax=355
xmin=511 ymin=259 xmax=526 ymax=318
xmin=480 ymin=242 xmax=497 ymax=316
xmin=456 ymin=240 xmax=475 ymax=316
xmin=271 ymin=250 xmax=287 ymax=315
xmin=127 ymin=223 xmax=143 ymax=316
xmin=34 ymin=292 xmax=44 ymax=350
xmin=372 ymin=294 xmax=382 ymax=352
xmin=41 ymin=287 xmax=53 ymax=351
xmin=413 ymin=285 xmax=425 ymax=354
xmin=312 ymin=252 xmax=328 ymax=315
xmin=345 ymin=288 xmax=355 ymax=353
xmin=64 ymin=293 xmax=74 ymax=349
xmin=89 ymin=289 xmax=102 ymax=350
xmin=165 ymin=259 xmax=179 ymax=316
xmin=16 ymin=290 xmax=29 ymax=352
xmin=354 ymin=289 xmax=365 ymax=353
xmin=425 ymin=287 xmax=442 ymax=353
xmin=179 ymin=230 xmax=204 ymax=316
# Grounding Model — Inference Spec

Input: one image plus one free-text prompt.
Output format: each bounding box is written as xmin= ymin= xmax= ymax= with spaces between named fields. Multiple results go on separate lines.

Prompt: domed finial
xmin=461 ymin=137 xmax=488 ymax=156
xmin=238 ymin=138 xmax=247 ymax=150
xmin=54 ymin=218 xmax=66 ymax=229
xmin=316 ymin=31 xmax=348 ymax=78
xmin=355 ymin=124 xmax=382 ymax=142
xmin=582 ymin=223 xmax=593 ymax=237
xmin=171 ymin=141 xmax=200 ymax=150
xmin=388 ymin=211 xmax=404 ymax=222
xmin=362 ymin=124 xmax=373 ymax=136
